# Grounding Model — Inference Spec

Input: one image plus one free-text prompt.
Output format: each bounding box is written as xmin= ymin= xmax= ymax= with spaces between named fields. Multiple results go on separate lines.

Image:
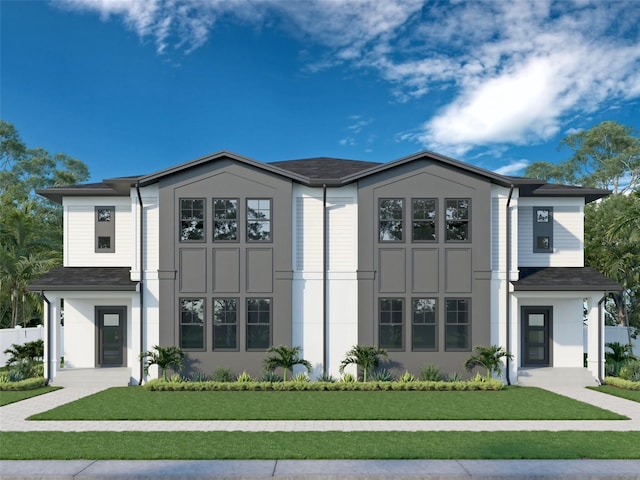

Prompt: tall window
xmin=247 ymin=298 xmax=271 ymax=350
xmin=412 ymin=199 xmax=437 ymax=241
xmin=180 ymin=298 xmax=205 ymax=350
xmin=379 ymin=298 xmax=403 ymax=350
xmin=180 ymin=199 xmax=205 ymax=241
xmin=95 ymin=206 xmax=115 ymax=253
xmin=379 ymin=199 xmax=404 ymax=241
xmin=445 ymin=298 xmax=470 ymax=351
xmin=213 ymin=298 xmax=238 ymax=350
xmin=445 ymin=199 xmax=470 ymax=241
xmin=213 ymin=199 xmax=238 ymax=241
xmin=247 ymin=199 xmax=271 ymax=241
xmin=412 ymin=298 xmax=437 ymax=351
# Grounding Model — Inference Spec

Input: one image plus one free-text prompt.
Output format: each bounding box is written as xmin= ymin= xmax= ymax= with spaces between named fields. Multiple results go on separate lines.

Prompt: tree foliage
xmin=339 ymin=345 xmax=388 ymax=382
xmin=525 ymin=121 xmax=639 ymax=193
xmin=464 ymin=345 xmax=513 ymax=380
xmin=0 ymin=120 xmax=89 ymax=328
xmin=263 ymin=345 xmax=312 ymax=381
xmin=140 ymin=345 xmax=185 ymax=381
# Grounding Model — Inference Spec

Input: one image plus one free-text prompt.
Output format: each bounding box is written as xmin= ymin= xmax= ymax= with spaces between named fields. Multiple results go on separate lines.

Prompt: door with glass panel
xmin=97 ymin=306 xmax=126 ymax=367
xmin=521 ymin=307 xmax=551 ymax=366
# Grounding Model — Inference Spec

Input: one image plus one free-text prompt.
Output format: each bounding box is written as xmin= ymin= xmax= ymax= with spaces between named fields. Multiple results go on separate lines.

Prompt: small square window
xmin=536 ymin=209 xmax=550 ymax=223
xmin=536 ymin=236 xmax=550 ymax=250
xmin=97 ymin=208 xmax=112 ymax=222
xmin=97 ymin=236 xmax=111 ymax=249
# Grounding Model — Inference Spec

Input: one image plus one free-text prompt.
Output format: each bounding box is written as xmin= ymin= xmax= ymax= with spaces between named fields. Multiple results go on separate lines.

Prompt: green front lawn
xmin=0 ymin=387 xmax=59 ymax=406
xmin=2 ymin=431 xmax=639 ymax=460
xmin=29 ymin=386 xmax=624 ymax=421
xmin=589 ymin=386 xmax=640 ymax=403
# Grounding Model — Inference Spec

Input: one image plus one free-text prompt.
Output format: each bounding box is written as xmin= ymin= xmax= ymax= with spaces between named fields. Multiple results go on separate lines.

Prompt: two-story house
xmin=29 ymin=150 xmax=620 ymax=386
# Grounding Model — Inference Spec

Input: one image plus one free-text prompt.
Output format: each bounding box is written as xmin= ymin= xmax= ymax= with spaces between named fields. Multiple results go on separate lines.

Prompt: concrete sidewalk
xmin=2 ymin=459 xmax=640 ymax=479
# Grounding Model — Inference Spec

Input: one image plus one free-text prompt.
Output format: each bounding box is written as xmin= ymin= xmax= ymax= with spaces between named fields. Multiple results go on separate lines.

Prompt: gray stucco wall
xmin=158 ymin=158 xmax=293 ymax=378
xmin=357 ymin=159 xmax=492 ymax=377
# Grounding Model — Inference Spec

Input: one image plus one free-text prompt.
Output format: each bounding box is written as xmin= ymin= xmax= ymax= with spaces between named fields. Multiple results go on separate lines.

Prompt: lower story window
xmin=213 ymin=298 xmax=238 ymax=350
xmin=247 ymin=298 xmax=271 ymax=350
xmin=180 ymin=298 xmax=205 ymax=350
xmin=379 ymin=298 xmax=404 ymax=350
xmin=445 ymin=298 xmax=470 ymax=351
xmin=412 ymin=298 xmax=437 ymax=351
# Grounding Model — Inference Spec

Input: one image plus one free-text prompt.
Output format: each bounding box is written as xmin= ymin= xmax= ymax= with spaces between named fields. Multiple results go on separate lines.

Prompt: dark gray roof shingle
xmin=514 ymin=267 xmax=621 ymax=291
xmin=28 ymin=267 xmax=138 ymax=291
xmin=269 ymin=158 xmax=381 ymax=181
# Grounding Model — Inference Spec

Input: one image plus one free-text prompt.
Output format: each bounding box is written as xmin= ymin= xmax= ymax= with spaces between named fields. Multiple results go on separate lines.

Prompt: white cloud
xmin=494 ymin=160 xmax=530 ymax=176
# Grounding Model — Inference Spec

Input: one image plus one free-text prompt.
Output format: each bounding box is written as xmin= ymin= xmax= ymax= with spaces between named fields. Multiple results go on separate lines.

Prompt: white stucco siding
xmin=64 ymin=197 xmax=132 ymax=267
xmin=517 ymin=197 xmax=584 ymax=267
xmin=292 ymin=185 xmax=358 ymax=377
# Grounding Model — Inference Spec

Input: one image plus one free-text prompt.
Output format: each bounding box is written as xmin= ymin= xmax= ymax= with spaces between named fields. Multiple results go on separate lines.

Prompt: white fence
xmin=0 ymin=326 xmax=44 ymax=366
xmin=584 ymin=325 xmax=640 ymax=357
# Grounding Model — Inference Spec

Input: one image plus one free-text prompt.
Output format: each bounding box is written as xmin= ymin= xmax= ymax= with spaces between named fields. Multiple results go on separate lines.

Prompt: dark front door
xmin=97 ymin=306 xmax=126 ymax=366
xmin=521 ymin=307 xmax=552 ymax=366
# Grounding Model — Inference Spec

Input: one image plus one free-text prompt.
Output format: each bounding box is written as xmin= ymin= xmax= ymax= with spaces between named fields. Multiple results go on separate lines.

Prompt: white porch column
xmin=586 ymin=294 xmax=603 ymax=381
xmin=43 ymin=294 xmax=61 ymax=382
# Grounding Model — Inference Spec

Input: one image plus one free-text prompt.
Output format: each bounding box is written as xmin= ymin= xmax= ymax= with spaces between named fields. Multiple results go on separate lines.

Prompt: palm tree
xmin=263 ymin=345 xmax=312 ymax=381
xmin=605 ymin=342 xmax=637 ymax=376
xmin=140 ymin=345 xmax=185 ymax=381
xmin=465 ymin=345 xmax=513 ymax=380
xmin=339 ymin=345 xmax=388 ymax=382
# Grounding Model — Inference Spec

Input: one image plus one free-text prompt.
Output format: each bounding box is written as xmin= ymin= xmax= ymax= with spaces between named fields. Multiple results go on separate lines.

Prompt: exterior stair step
xmin=52 ymin=367 xmax=132 ymax=388
xmin=517 ymin=367 xmax=598 ymax=387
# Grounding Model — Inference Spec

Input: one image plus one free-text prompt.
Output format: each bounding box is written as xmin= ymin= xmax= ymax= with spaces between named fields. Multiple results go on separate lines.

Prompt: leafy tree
xmin=0 ymin=120 xmax=89 ymax=328
xmin=604 ymin=342 xmax=637 ymax=377
xmin=263 ymin=345 xmax=312 ymax=381
xmin=3 ymin=339 xmax=44 ymax=365
xmin=464 ymin=345 xmax=513 ymax=380
xmin=339 ymin=345 xmax=388 ymax=382
xmin=140 ymin=345 xmax=185 ymax=381
xmin=525 ymin=121 xmax=639 ymax=193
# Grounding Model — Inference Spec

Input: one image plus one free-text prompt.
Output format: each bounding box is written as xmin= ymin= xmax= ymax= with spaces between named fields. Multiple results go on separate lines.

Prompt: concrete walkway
xmin=2 ymin=386 xmax=639 ymax=479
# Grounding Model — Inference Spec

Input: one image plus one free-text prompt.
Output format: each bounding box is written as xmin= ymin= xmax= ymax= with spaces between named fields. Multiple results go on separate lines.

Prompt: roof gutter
xmin=136 ymin=181 xmax=145 ymax=385
xmin=505 ymin=184 xmax=514 ymax=385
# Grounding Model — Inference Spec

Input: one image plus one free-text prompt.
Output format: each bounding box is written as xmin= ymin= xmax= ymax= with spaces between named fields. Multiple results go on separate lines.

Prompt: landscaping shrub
xmin=370 ymin=369 xmax=394 ymax=382
xmin=604 ymin=376 xmax=640 ymax=390
xmin=619 ymin=360 xmax=640 ymax=382
xmin=212 ymin=367 xmax=234 ymax=382
xmin=318 ymin=373 xmax=336 ymax=383
xmin=397 ymin=370 xmax=417 ymax=383
xmin=0 ymin=376 xmax=46 ymax=391
xmin=260 ymin=370 xmax=283 ymax=382
xmin=3 ymin=340 xmax=44 ymax=365
xmin=236 ymin=371 xmax=254 ymax=382
xmin=419 ymin=364 xmax=444 ymax=381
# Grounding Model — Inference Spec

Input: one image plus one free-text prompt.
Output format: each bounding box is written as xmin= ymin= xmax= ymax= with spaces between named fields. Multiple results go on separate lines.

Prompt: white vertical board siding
xmin=64 ymin=197 xmax=132 ymax=267
xmin=292 ymin=185 xmax=358 ymax=378
xmin=517 ymin=197 xmax=584 ymax=267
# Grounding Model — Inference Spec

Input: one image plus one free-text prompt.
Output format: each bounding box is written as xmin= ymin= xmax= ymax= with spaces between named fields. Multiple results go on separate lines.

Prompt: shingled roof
xmin=28 ymin=267 xmax=138 ymax=291
xmin=270 ymin=157 xmax=381 ymax=181
xmin=513 ymin=267 xmax=621 ymax=292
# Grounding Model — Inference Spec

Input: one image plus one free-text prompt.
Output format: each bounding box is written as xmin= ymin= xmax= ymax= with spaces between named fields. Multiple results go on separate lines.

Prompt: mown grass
xmin=589 ymin=385 xmax=640 ymax=403
xmin=1 ymin=431 xmax=639 ymax=460
xmin=0 ymin=387 xmax=59 ymax=406
xmin=29 ymin=386 xmax=624 ymax=421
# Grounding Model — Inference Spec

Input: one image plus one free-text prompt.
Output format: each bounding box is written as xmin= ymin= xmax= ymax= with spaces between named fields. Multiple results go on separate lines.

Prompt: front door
xmin=521 ymin=307 xmax=552 ymax=366
xmin=97 ymin=306 xmax=126 ymax=367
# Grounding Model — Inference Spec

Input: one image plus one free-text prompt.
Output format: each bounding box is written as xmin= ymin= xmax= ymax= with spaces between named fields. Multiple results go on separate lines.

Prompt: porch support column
xmin=131 ymin=291 xmax=142 ymax=385
xmin=508 ymin=292 xmax=519 ymax=383
xmin=586 ymin=294 xmax=603 ymax=382
xmin=44 ymin=294 xmax=61 ymax=383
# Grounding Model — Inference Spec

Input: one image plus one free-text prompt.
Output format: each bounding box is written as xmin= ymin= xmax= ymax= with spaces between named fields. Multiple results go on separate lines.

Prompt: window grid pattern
xmin=213 ymin=298 xmax=238 ymax=350
xmin=180 ymin=298 xmax=205 ymax=350
xmin=246 ymin=298 xmax=271 ymax=350
xmin=180 ymin=199 xmax=205 ymax=241
xmin=412 ymin=199 xmax=437 ymax=241
xmin=445 ymin=199 xmax=470 ymax=242
xmin=445 ymin=298 xmax=470 ymax=351
xmin=379 ymin=298 xmax=404 ymax=350
xmin=379 ymin=199 xmax=404 ymax=241
xmin=247 ymin=199 xmax=272 ymax=241
xmin=213 ymin=198 xmax=238 ymax=241
xmin=412 ymin=298 xmax=437 ymax=351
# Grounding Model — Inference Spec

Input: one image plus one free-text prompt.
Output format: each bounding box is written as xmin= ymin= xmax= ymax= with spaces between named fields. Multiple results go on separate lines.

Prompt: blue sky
xmin=1 ymin=0 xmax=639 ymax=184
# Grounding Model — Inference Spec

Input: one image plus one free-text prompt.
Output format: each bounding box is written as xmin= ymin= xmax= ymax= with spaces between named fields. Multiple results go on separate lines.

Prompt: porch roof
xmin=28 ymin=267 xmax=138 ymax=292
xmin=513 ymin=267 xmax=622 ymax=292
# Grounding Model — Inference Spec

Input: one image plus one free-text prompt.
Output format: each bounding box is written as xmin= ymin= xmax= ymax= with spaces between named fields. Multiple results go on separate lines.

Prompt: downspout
xmin=598 ymin=294 xmax=607 ymax=384
xmin=40 ymin=291 xmax=52 ymax=384
xmin=505 ymin=184 xmax=514 ymax=385
xmin=322 ymin=184 xmax=327 ymax=377
xmin=136 ymin=182 xmax=145 ymax=385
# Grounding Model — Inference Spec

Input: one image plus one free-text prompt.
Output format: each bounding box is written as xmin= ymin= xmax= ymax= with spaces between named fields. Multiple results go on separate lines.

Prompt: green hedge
xmin=0 ymin=377 xmax=47 ymax=391
xmin=143 ymin=378 xmax=504 ymax=392
xmin=604 ymin=376 xmax=640 ymax=390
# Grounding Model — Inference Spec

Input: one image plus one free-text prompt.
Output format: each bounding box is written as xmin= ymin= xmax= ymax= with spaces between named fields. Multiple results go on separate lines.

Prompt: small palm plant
xmin=140 ymin=345 xmax=184 ymax=381
xmin=464 ymin=345 xmax=513 ymax=380
xmin=339 ymin=345 xmax=388 ymax=382
xmin=263 ymin=345 xmax=312 ymax=381
xmin=605 ymin=342 xmax=637 ymax=376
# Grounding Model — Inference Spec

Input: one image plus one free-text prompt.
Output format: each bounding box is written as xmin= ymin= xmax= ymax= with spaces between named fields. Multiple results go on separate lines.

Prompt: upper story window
xmin=95 ymin=206 xmax=115 ymax=253
xmin=445 ymin=199 xmax=470 ymax=242
xmin=213 ymin=199 xmax=238 ymax=241
xmin=247 ymin=199 xmax=271 ymax=241
xmin=412 ymin=199 xmax=437 ymax=241
xmin=533 ymin=207 xmax=553 ymax=253
xmin=379 ymin=199 xmax=404 ymax=242
xmin=180 ymin=199 xmax=205 ymax=242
